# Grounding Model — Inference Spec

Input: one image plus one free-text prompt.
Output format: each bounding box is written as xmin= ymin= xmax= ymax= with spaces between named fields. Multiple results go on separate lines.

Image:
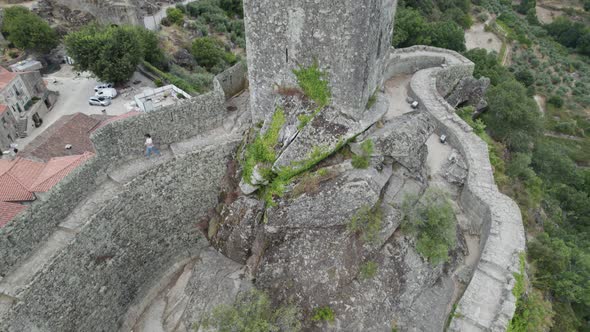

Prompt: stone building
xmin=244 ymin=0 xmax=397 ymax=122
xmin=0 ymin=67 xmax=58 ymax=145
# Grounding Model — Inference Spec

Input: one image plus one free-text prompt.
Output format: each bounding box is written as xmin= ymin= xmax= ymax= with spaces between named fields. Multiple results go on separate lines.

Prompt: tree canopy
xmin=1 ymin=6 xmax=58 ymax=54
xmin=65 ymin=25 xmax=165 ymax=83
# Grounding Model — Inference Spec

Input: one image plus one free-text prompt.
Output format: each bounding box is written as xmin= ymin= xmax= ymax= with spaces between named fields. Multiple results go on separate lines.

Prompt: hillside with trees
xmin=394 ymin=0 xmax=590 ymax=330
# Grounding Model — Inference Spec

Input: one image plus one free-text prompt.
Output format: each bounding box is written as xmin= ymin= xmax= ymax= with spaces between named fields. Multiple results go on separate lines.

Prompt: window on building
xmin=13 ymin=85 xmax=20 ymax=96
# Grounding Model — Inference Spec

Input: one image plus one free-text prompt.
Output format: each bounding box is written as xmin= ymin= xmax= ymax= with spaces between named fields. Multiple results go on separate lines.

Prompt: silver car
xmin=89 ymin=96 xmax=111 ymax=106
xmin=94 ymin=83 xmax=114 ymax=92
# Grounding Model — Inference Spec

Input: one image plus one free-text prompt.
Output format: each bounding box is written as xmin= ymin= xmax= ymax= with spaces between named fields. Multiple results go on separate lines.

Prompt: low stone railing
xmin=385 ymin=46 xmax=526 ymax=331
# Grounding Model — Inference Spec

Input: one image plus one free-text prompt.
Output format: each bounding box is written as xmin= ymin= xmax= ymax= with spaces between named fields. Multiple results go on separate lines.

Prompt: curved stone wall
xmin=1 ymin=140 xmax=239 ymax=331
xmin=384 ymin=46 xmax=526 ymax=331
xmin=0 ymin=78 xmax=227 ymax=284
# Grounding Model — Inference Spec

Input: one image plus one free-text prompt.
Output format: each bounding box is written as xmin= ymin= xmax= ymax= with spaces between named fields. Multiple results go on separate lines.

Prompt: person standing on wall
xmin=144 ymin=133 xmax=161 ymax=158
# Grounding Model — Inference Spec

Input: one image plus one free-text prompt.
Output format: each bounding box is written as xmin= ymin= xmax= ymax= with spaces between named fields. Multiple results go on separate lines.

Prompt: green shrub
xmin=351 ymin=139 xmax=373 ymax=169
xmin=199 ymin=289 xmax=301 ymax=332
xmin=293 ymin=62 xmax=331 ymax=107
xmin=401 ymin=189 xmax=457 ymax=265
xmin=359 ymin=261 xmax=378 ymax=280
xmin=154 ymin=78 xmax=163 ymax=87
xmin=191 ymin=36 xmax=227 ymax=70
xmin=166 ymin=7 xmax=184 ymax=25
xmin=242 ymin=108 xmax=286 ymax=185
xmin=547 ymin=95 xmax=564 ymax=108
xmin=311 ymin=306 xmax=335 ymax=322
xmin=1 ymin=6 xmax=58 ymax=53
xmin=347 ymin=204 xmax=383 ymax=244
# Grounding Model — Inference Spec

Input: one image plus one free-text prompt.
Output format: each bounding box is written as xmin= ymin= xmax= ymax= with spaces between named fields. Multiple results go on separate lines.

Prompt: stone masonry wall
xmin=384 ymin=46 xmax=526 ymax=331
xmin=91 ymin=79 xmax=226 ymax=162
xmin=1 ymin=141 xmax=239 ymax=331
xmin=244 ymin=0 xmax=396 ymax=122
xmin=0 ymin=78 xmax=228 ymax=280
xmin=216 ymin=61 xmax=248 ymax=99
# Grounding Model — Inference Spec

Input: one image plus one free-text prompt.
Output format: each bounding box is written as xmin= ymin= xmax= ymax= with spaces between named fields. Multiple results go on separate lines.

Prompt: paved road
xmin=143 ymin=0 xmax=195 ymax=30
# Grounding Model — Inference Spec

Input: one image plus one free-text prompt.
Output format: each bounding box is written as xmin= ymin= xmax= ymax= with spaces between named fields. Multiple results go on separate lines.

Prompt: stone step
xmin=0 ymin=229 xmax=74 ymax=299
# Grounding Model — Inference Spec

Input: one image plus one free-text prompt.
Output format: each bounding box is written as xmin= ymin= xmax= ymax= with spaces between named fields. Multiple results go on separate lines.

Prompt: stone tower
xmin=244 ymin=0 xmax=397 ymax=122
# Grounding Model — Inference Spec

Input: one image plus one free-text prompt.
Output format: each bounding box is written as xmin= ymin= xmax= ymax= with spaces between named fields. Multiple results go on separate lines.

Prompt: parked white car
xmin=94 ymin=83 xmax=114 ymax=91
xmin=89 ymin=96 xmax=111 ymax=106
xmin=95 ymin=88 xmax=118 ymax=99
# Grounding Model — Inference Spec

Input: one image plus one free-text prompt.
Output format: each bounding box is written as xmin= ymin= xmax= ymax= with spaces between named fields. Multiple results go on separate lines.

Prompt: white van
xmin=95 ymin=88 xmax=118 ymax=99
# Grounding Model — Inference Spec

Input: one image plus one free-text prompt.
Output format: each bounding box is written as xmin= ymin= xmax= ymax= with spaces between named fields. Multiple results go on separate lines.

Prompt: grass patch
xmin=401 ymin=188 xmax=457 ymax=265
xmin=291 ymin=168 xmax=338 ymax=198
xmin=359 ymin=261 xmax=378 ymax=280
xmin=198 ymin=288 xmax=301 ymax=331
xmin=293 ymin=61 xmax=331 ymax=108
xmin=366 ymin=89 xmax=378 ymax=109
xmin=242 ymin=108 xmax=286 ymax=185
xmin=347 ymin=204 xmax=383 ymax=244
xmin=351 ymin=139 xmax=373 ymax=169
xmin=311 ymin=306 xmax=335 ymax=323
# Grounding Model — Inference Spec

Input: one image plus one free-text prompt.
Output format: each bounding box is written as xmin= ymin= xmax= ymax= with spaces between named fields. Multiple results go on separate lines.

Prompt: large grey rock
xmin=445 ymin=76 xmax=490 ymax=112
xmin=211 ymin=196 xmax=265 ymax=264
xmin=181 ymin=248 xmax=252 ymax=329
xmin=267 ymin=162 xmax=392 ymax=229
xmin=353 ymin=110 xmax=436 ymax=172
xmin=442 ymin=151 xmax=469 ymax=186
xmin=273 ymin=95 xmax=388 ymax=171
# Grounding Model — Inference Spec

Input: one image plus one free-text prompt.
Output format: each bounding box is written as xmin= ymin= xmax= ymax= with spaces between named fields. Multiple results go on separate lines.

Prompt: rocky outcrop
xmin=445 ymin=76 xmax=490 ymax=111
xmin=273 ymin=94 xmax=388 ymax=171
xmin=351 ymin=110 xmax=436 ymax=172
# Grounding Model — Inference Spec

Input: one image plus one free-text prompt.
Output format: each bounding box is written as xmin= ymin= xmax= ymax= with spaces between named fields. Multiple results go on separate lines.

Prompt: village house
xmin=0 ymin=66 xmax=58 ymax=149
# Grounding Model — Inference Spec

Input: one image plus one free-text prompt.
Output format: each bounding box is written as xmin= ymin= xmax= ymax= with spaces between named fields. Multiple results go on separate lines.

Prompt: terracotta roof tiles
xmin=0 ymin=201 xmax=26 ymax=228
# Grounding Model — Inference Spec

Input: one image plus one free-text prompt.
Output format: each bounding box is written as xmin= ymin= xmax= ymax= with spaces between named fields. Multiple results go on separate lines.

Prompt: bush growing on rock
xmin=191 ymin=36 xmax=236 ymax=72
xmin=200 ymin=289 xmax=301 ymax=331
xmin=166 ymin=7 xmax=185 ymax=26
xmin=311 ymin=306 xmax=335 ymax=323
xmin=347 ymin=205 xmax=383 ymax=244
xmin=401 ymin=189 xmax=457 ymax=265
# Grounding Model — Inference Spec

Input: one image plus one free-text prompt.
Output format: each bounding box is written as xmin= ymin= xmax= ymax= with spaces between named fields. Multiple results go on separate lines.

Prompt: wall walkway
xmin=384 ymin=46 xmax=526 ymax=331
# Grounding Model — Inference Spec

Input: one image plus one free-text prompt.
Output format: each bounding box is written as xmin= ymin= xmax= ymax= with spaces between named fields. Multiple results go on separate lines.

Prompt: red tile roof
xmin=30 ymin=152 xmax=94 ymax=192
xmin=0 ymin=66 xmax=18 ymax=90
xmin=0 ymin=201 xmax=26 ymax=228
xmin=0 ymin=152 xmax=93 ymax=203
xmin=0 ymin=104 xmax=7 ymax=115
xmin=21 ymin=113 xmax=101 ymax=162
xmin=0 ymin=158 xmax=44 ymax=202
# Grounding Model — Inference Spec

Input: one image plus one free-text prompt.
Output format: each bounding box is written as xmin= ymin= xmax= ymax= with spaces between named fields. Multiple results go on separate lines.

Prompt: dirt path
xmin=465 ymin=21 xmax=502 ymax=53
xmin=534 ymin=95 xmax=546 ymax=114
xmin=544 ymin=131 xmax=585 ymax=141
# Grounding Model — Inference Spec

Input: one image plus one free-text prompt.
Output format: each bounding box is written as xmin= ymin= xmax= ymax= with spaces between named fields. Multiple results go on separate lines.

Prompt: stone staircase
xmin=15 ymin=118 xmax=27 ymax=138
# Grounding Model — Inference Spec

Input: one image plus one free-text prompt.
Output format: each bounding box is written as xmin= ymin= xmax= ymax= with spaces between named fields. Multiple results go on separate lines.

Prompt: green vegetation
xmin=347 ymin=204 xmax=383 ymax=244
xmin=191 ymin=36 xmax=237 ymax=73
xmin=1 ymin=6 xmax=58 ymax=54
xmin=351 ymin=139 xmax=374 ymax=169
xmin=392 ymin=1 xmax=468 ymax=52
xmin=199 ymin=289 xmax=301 ymax=332
xmin=65 ymin=25 xmax=165 ymax=83
xmin=185 ymin=0 xmax=245 ymax=47
xmin=366 ymin=89 xmax=378 ymax=109
xmin=401 ymin=189 xmax=457 ymax=265
xmin=166 ymin=7 xmax=185 ymax=25
xmin=143 ymin=61 xmax=212 ymax=95
xmin=359 ymin=261 xmax=379 ymax=280
xmin=311 ymin=306 xmax=335 ymax=323
xmin=242 ymin=108 xmax=286 ymax=186
xmin=291 ymin=168 xmax=337 ymax=198
xmin=293 ymin=62 xmax=331 ymax=108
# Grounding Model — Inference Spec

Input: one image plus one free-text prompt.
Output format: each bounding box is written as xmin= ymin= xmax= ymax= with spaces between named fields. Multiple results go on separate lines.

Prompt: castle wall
xmin=215 ymin=61 xmax=248 ymax=100
xmin=243 ymin=0 xmax=397 ymax=122
xmin=383 ymin=45 xmax=526 ymax=331
xmin=2 ymin=141 xmax=238 ymax=331
xmin=0 ymin=78 xmax=226 ymax=279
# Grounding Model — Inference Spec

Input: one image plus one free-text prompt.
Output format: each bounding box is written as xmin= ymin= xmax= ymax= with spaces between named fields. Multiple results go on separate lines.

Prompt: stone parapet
xmin=385 ymin=46 xmax=525 ymax=331
xmin=0 ymin=77 xmax=228 ymax=282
